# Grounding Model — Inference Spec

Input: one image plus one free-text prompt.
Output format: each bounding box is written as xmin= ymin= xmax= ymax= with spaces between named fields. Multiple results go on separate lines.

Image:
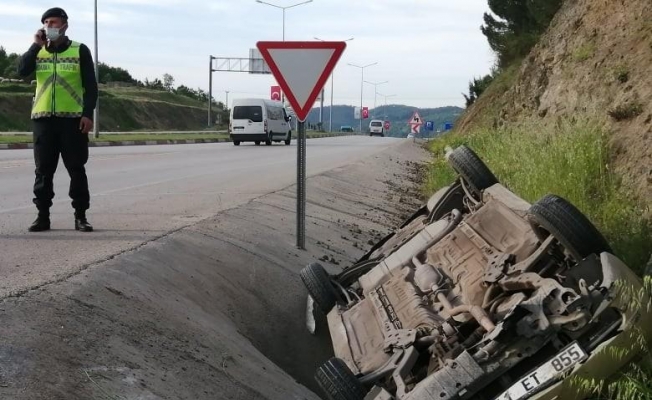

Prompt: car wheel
xmin=300 ymin=262 xmax=338 ymax=313
xmin=285 ymin=132 xmax=291 ymax=145
xmin=527 ymin=194 xmax=612 ymax=261
xmin=233 ymin=141 xmax=240 ymax=146
xmin=315 ymin=358 xmax=367 ymax=400
xmin=447 ymin=145 xmax=498 ymax=193
xmin=255 ymin=141 xmax=260 ymax=146
xmin=265 ymin=134 xmax=272 ymax=146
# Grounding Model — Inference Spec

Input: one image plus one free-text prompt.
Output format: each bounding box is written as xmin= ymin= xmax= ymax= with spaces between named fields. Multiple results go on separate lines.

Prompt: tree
xmin=481 ymin=0 xmax=563 ymax=67
xmin=462 ymin=74 xmax=495 ymax=107
xmin=144 ymin=78 xmax=164 ymax=90
xmin=97 ymin=62 xmax=136 ymax=84
xmin=0 ymin=47 xmax=22 ymax=79
xmin=163 ymin=73 xmax=175 ymax=92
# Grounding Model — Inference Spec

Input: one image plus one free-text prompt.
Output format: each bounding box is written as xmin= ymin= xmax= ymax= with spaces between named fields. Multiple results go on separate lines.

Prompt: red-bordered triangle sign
xmin=256 ymin=41 xmax=346 ymax=122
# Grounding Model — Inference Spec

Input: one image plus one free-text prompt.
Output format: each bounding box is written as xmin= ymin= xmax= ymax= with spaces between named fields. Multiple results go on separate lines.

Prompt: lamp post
xmin=255 ymin=0 xmax=314 ymax=41
xmin=256 ymin=0 xmax=313 ymax=118
xmin=363 ymin=80 xmax=388 ymax=118
xmin=93 ymin=0 xmax=99 ymax=138
xmin=347 ymin=62 xmax=377 ymax=133
xmin=377 ymin=93 xmax=396 ymax=119
xmin=314 ymin=36 xmax=354 ymax=132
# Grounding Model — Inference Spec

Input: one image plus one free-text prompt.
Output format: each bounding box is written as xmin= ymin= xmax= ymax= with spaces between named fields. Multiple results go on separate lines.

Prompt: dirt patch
xmin=0 ymin=141 xmax=430 ymax=399
xmin=456 ymin=0 xmax=652 ymax=203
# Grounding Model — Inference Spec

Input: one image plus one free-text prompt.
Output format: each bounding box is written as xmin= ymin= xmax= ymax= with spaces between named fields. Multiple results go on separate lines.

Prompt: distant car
xmin=301 ymin=145 xmax=651 ymax=400
xmin=369 ymin=120 xmax=384 ymax=137
xmin=340 ymin=126 xmax=354 ymax=132
xmin=229 ymin=98 xmax=291 ymax=146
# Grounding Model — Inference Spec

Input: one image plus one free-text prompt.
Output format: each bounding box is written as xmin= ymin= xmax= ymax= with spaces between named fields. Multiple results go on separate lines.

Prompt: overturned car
xmin=301 ymin=145 xmax=651 ymax=400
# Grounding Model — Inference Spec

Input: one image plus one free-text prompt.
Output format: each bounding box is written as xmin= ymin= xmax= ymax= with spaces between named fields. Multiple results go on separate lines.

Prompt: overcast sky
xmin=1 ymin=0 xmax=495 ymax=109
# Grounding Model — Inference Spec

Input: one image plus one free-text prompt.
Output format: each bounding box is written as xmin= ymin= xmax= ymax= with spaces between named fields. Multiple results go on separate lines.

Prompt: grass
xmin=573 ymin=42 xmax=596 ymax=62
xmin=424 ymin=118 xmax=651 ymax=273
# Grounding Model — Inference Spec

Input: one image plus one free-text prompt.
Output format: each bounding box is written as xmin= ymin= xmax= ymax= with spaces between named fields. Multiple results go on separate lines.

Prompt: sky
xmin=0 ymin=0 xmax=495 ymax=109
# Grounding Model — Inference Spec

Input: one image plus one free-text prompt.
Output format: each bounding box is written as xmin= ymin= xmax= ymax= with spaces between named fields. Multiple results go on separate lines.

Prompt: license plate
xmin=495 ymin=342 xmax=587 ymax=400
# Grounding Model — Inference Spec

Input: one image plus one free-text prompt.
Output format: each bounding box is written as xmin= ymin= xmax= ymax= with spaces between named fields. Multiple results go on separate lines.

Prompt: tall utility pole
xmin=314 ymin=37 xmax=354 ymax=132
xmin=364 ymin=80 xmax=388 ymax=118
xmin=377 ymin=93 xmax=396 ymax=118
xmin=208 ymin=56 xmax=215 ymax=127
xmin=255 ymin=0 xmax=313 ymax=41
xmin=225 ymin=90 xmax=229 ymax=111
xmin=256 ymin=0 xmax=313 ymax=114
xmin=93 ymin=0 xmax=99 ymax=138
xmin=347 ymin=62 xmax=377 ymax=133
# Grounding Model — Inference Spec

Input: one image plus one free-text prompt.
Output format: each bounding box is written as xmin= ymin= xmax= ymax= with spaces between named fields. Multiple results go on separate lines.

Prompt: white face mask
xmin=44 ymin=26 xmax=64 ymax=41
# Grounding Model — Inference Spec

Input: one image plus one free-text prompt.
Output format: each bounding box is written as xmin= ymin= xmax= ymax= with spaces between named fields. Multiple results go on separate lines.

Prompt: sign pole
xmin=297 ymin=120 xmax=307 ymax=249
xmin=256 ymin=41 xmax=347 ymax=251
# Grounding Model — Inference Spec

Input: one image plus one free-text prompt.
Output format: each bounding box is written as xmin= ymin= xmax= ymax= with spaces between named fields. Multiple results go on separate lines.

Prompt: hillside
xmin=304 ymin=105 xmax=462 ymax=137
xmin=457 ymin=0 xmax=652 ymax=202
xmin=0 ymin=82 xmax=462 ymax=135
xmin=0 ymin=83 xmax=228 ymax=131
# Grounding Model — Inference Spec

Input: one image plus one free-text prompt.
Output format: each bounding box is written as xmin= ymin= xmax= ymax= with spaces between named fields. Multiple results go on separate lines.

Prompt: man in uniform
xmin=18 ymin=7 xmax=98 ymax=232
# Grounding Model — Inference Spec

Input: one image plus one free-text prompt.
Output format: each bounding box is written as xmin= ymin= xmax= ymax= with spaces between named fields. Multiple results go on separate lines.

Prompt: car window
xmin=371 ymin=122 xmax=382 ymax=127
xmin=233 ymin=106 xmax=263 ymax=122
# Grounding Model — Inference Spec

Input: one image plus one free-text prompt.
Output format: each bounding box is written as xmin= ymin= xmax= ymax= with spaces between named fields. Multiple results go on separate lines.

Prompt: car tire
xmin=527 ymin=194 xmax=612 ymax=261
xmin=315 ymin=358 xmax=367 ymax=400
xmin=233 ymin=141 xmax=240 ymax=146
xmin=255 ymin=141 xmax=260 ymax=146
xmin=447 ymin=145 xmax=498 ymax=193
xmin=285 ymin=132 xmax=291 ymax=145
xmin=265 ymin=134 xmax=272 ymax=146
xmin=300 ymin=262 xmax=338 ymax=313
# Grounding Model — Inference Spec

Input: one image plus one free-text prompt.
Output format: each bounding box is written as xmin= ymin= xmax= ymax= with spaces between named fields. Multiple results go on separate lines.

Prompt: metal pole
xmin=319 ymin=88 xmax=324 ymax=130
xmin=93 ymin=0 xmax=99 ymax=138
xmin=225 ymin=90 xmax=229 ymax=111
xmin=329 ymin=73 xmax=333 ymax=132
xmin=360 ymin=68 xmax=363 ymax=133
xmin=297 ymin=120 xmax=306 ymax=249
xmin=208 ymin=56 xmax=213 ymax=127
xmin=281 ymin=9 xmax=285 ymax=104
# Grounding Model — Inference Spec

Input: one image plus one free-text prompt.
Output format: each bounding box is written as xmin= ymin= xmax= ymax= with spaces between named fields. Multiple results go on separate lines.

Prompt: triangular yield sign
xmin=256 ymin=41 xmax=346 ymax=122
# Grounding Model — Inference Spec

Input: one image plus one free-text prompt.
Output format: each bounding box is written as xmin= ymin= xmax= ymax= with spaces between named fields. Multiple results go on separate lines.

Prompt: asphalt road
xmin=0 ymin=136 xmax=402 ymax=299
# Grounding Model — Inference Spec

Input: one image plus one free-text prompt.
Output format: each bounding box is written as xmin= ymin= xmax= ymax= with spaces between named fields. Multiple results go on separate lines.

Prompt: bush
xmin=609 ymin=102 xmax=644 ymax=121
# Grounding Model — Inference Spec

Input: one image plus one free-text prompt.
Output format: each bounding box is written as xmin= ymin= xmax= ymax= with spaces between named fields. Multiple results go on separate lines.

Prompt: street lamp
xmin=363 ymin=80 xmax=388 ymax=117
xmin=255 ymin=0 xmax=313 ymax=41
xmin=93 ymin=0 xmax=99 ymax=138
xmin=347 ymin=62 xmax=377 ymax=133
xmin=377 ymin=93 xmax=396 ymax=119
xmin=314 ymin=36 xmax=354 ymax=132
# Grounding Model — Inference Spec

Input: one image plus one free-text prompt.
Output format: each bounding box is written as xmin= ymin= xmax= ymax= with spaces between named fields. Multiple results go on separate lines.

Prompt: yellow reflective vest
xmin=31 ymin=41 xmax=84 ymax=119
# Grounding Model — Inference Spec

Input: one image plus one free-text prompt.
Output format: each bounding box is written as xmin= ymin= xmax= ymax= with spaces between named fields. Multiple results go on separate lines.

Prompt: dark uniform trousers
xmin=32 ymin=117 xmax=90 ymax=215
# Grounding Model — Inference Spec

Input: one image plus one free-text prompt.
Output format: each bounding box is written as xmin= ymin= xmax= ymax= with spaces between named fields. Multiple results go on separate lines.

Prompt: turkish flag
xmin=270 ymin=85 xmax=281 ymax=101
xmin=362 ymin=107 xmax=369 ymax=119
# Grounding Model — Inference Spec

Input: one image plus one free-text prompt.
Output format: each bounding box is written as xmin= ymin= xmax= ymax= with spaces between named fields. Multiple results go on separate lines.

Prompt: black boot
xmin=28 ymin=213 xmax=51 ymax=232
xmin=74 ymin=211 xmax=93 ymax=232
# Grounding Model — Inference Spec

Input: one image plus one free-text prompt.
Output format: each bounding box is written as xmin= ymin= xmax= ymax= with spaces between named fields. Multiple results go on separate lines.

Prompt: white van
xmin=229 ymin=98 xmax=292 ymax=146
xmin=369 ymin=119 xmax=384 ymax=137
